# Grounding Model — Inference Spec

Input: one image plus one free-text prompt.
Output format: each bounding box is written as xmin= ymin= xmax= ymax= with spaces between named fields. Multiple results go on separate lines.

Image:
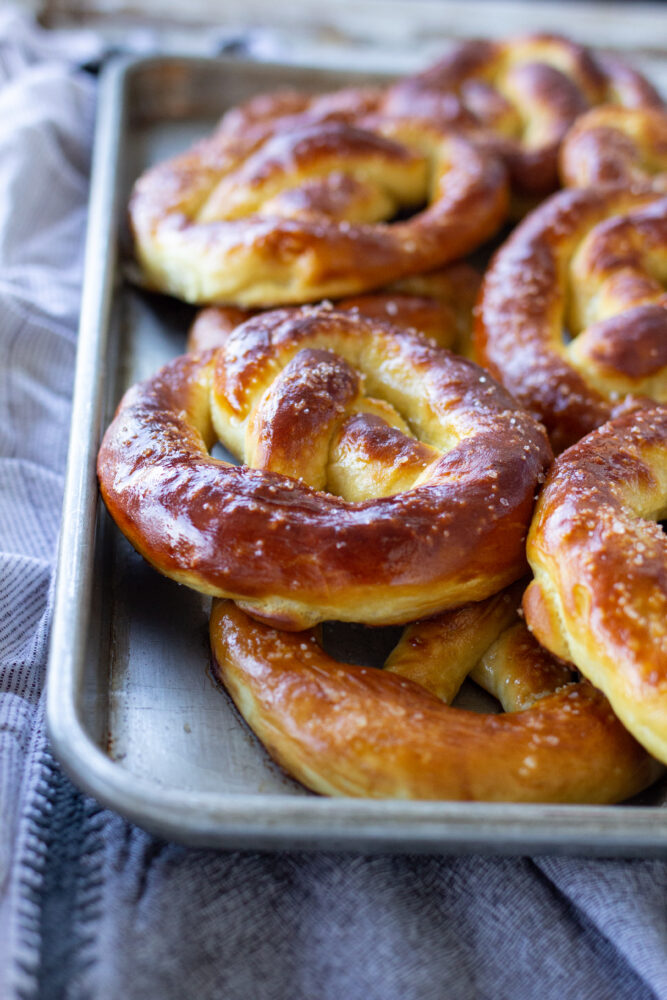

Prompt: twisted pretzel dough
xmin=524 ymin=403 xmax=667 ymax=765
xmin=209 ymin=586 xmax=661 ymax=802
xmin=129 ymin=91 xmax=507 ymax=306
xmin=98 ymin=307 xmax=550 ymax=629
xmin=385 ymin=34 xmax=663 ymax=202
xmin=561 ymin=105 xmax=667 ymax=192
xmin=186 ymin=263 xmax=481 ymax=356
xmin=475 ymin=187 xmax=667 ymax=452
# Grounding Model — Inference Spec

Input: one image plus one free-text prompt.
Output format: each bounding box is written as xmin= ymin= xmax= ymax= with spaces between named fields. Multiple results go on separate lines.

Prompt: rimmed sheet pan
xmin=46 ymin=54 xmax=667 ymax=855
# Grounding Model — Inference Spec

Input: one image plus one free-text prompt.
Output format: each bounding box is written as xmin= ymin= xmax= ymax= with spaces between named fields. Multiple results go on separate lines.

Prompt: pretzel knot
xmin=209 ymin=584 xmax=661 ymax=802
xmin=385 ymin=34 xmax=663 ymax=202
xmin=97 ymin=307 xmax=551 ymax=629
xmin=475 ymin=188 xmax=667 ymax=452
xmin=561 ymin=105 xmax=667 ymax=192
xmin=129 ymin=96 xmax=508 ymax=306
xmin=524 ymin=403 xmax=667 ymax=766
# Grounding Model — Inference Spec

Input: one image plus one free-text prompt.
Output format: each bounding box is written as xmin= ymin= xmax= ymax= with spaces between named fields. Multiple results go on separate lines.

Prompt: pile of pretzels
xmin=99 ymin=33 xmax=667 ymax=803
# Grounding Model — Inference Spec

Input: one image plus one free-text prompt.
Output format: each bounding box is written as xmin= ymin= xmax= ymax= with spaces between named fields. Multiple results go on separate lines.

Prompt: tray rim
xmin=46 ymin=52 xmax=667 ymax=856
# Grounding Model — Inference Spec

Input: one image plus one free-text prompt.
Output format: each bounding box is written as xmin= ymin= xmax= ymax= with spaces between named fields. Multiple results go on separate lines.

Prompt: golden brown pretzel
xmin=385 ymin=34 xmax=663 ymax=202
xmin=98 ymin=306 xmax=551 ymax=629
xmin=561 ymin=105 xmax=667 ymax=192
xmin=129 ymin=91 xmax=508 ymax=306
xmin=186 ymin=263 xmax=481 ymax=356
xmin=474 ymin=187 xmax=667 ymax=452
xmin=524 ymin=403 xmax=667 ymax=765
xmin=209 ymin=587 xmax=661 ymax=802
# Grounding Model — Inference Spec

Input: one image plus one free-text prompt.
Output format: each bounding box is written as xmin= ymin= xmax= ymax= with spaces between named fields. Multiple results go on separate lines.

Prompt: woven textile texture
xmin=0 ymin=9 xmax=665 ymax=1000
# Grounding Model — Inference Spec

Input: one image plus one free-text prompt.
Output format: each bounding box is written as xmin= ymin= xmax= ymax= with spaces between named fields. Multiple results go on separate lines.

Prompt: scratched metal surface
xmin=46 ymin=55 xmax=667 ymax=855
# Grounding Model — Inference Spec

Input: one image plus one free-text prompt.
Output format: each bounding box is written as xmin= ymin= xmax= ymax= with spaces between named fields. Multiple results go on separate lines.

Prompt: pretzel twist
xmin=129 ymin=94 xmax=508 ymax=306
xmin=475 ymin=188 xmax=667 ymax=452
xmin=561 ymin=105 xmax=667 ymax=192
xmin=209 ymin=585 xmax=661 ymax=802
xmin=385 ymin=34 xmax=663 ymax=202
xmin=524 ymin=403 xmax=667 ymax=765
xmin=98 ymin=306 xmax=551 ymax=629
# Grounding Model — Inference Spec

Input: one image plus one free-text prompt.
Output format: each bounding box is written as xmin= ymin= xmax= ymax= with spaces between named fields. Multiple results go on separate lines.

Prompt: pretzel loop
xmin=475 ymin=188 xmax=667 ymax=452
xmin=209 ymin=586 xmax=661 ymax=802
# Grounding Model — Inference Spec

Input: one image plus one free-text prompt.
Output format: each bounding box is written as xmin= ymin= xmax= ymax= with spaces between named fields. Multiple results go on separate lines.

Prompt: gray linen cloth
xmin=0 ymin=9 xmax=665 ymax=999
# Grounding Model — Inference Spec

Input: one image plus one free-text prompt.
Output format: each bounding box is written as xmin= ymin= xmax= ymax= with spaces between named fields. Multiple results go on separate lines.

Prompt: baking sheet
xmin=46 ymin=53 xmax=667 ymax=855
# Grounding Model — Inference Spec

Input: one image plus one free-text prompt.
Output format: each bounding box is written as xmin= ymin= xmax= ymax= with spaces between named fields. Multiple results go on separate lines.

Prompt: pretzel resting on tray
xmin=98 ymin=306 xmax=551 ymax=629
xmin=385 ymin=33 xmax=663 ymax=204
xmin=524 ymin=403 xmax=667 ymax=766
xmin=129 ymin=93 xmax=508 ymax=306
xmin=474 ymin=187 xmax=667 ymax=452
xmin=209 ymin=583 xmax=661 ymax=802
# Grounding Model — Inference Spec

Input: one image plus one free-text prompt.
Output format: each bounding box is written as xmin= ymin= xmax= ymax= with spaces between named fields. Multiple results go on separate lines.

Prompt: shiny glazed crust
xmin=209 ymin=590 xmax=661 ymax=802
xmin=474 ymin=187 xmax=667 ymax=452
xmin=560 ymin=105 xmax=667 ymax=192
xmin=129 ymin=90 xmax=508 ymax=307
xmin=386 ymin=33 xmax=663 ymax=201
xmin=97 ymin=306 xmax=551 ymax=629
xmin=524 ymin=404 xmax=667 ymax=764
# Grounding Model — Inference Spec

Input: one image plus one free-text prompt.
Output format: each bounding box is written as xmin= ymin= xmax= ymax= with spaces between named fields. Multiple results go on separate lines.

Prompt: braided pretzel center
xmin=211 ymin=314 xmax=470 ymax=502
xmin=565 ymin=197 xmax=667 ymax=396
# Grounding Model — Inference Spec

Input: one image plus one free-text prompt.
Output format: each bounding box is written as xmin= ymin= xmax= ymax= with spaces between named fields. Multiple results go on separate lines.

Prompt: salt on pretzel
xmin=561 ymin=105 xmax=667 ymax=192
xmin=474 ymin=187 xmax=667 ymax=452
xmin=186 ymin=263 xmax=481 ymax=356
xmin=129 ymin=91 xmax=508 ymax=306
xmin=98 ymin=306 xmax=551 ymax=629
xmin=385 ymin=34 xmax=663 ymax=203
xmin=209 ymin=585 xmax=661 ymax=802
xmin=524 ymin=403 xmax=667 ymax=765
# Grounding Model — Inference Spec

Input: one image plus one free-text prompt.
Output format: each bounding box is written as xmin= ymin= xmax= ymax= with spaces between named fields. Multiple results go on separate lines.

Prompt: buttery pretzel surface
xmin=98 ymin=306 xmax=551 ymax=629
xmin=129 ymin=92 xmax=507 ymax=307
xmin=475 ymin=187 xmax=667 ymax=452
xmin=386 ymin=33 xmax=663 ymax=203
xmin=209 ymin=588 xmax=661 ymax=802
xmin=187 ymin=263 xmax=481 ymax=356
xmin=561 ymin=105 xmax=667 ymax=192
xmin=524 ymin=404 xmax=667 ymax=765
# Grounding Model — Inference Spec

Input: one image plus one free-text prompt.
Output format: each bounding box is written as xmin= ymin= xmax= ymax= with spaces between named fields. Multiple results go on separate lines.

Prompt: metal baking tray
xmin=47 ymin=53 xmax=667 ymax=855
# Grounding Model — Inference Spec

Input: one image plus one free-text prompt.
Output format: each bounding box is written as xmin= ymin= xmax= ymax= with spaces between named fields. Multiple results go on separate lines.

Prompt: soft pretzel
xmin=524 ymin=403 xmax=667 ymax=765
xmin=98 ymin=306 xmax=551 ymax=629
xmin=186 ymin=263 xmax=481 ymax=356
xmin=209 ymin=586 xmax=661 ymax=802
xmin=474 ymin=187 xmax=667 ymax=452
xmin=129 ymin=92 xmax=508 ymax=306
xmin=561 ymin=105 xmax=667 ymax=192
xmin=385 ymin=34 xmax=663 ymax=203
